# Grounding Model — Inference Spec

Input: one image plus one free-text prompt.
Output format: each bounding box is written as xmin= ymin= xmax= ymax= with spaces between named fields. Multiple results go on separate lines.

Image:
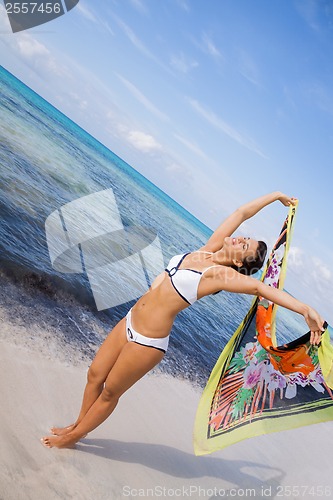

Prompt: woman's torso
xmin=131 ymin=251 xmax=221 ymax=338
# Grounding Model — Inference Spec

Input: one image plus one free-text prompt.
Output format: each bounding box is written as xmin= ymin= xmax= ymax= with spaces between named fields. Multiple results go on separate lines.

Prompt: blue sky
xmin=1 ymin=0 xmax=333 ymax=321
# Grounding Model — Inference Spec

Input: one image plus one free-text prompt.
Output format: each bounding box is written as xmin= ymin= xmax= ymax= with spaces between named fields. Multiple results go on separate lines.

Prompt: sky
xmin=1 ymin=0 xmax=333 ymax=322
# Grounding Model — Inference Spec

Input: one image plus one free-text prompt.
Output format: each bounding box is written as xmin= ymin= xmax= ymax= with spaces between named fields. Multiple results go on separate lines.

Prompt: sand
xmin=1 ymin=339 xmax=333 ymax=500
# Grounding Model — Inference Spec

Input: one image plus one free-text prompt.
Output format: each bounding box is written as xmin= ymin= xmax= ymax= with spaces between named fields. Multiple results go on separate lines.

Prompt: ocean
xmin=0 ymin=65 xmax=305 ymax=387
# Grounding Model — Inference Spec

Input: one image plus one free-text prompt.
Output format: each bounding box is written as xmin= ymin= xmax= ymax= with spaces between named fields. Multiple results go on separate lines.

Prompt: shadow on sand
xmin=76 ymin=437 xmax=285 ymax=497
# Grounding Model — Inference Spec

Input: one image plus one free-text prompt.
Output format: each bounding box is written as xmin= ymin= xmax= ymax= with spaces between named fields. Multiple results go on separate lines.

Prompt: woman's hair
xmin=232 ymin=240 xmax=268 ymax=276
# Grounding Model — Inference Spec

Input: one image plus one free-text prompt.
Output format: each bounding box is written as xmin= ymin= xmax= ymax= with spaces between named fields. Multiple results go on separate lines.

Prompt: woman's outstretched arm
xmin=200 ymin=191 xmax=296 ymax=253
xmin=217 ymin=267 xmax=325 ymax=345
xmin=256 ymin=281 xmax=324 ymax=345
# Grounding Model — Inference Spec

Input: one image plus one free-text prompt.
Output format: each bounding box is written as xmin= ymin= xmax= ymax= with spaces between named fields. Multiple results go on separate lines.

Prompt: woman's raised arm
xmin=199 ymin=191 xmax=296 ymax=253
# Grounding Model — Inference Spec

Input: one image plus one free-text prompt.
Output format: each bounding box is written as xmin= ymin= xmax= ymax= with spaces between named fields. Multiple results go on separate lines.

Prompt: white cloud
xmin=165 ymin=162 xmax=184 ymax=173
xmin=164 ymin=162 xmax=194 ymax=192
xmin=116 ymin=73 xmax=169 ymax=121
xmin=189 ymin=31 xmax=222 ymax=61
xmin=101 ymin=21 xmax=115 ymax=36
xmin=127 ymin=130 xmax=162 ymax=153
xmin=170 ymin=52 xmax=199 ymax=74
xmin=69 ymin=91 xmax=88 ymax=110
xmin=187 ymin=98 xmax=268 ymax=159
xmin=312 ymin=256 xmax=331 ymax=281
xmin=237 ymin=49 xmax=262 ymax=88
xmin=129 ymin=0 xmax=149 ymax=15
xmin=174 ymin=134 xmax=209 ymax=161
xmin=302 ymin=81 xmax=333 ymax=116
xmin=75 ymin=3 xmax=114 ymax=35
xmin=113 ymin=14 xmax=153 ymax=59
xmin=285 ymin=247 xmax=333 ymax=324
xmin=76 ymin=2 xmax=98 ymax=23
xmin=295 ymin=0 xmax=321 ymax=33
xmin=0 ymin=4 xmax=13 ymax=34
xmin=201 ymin=32 xmax=222 ymax=58
xmin=288 ymin=246 xmax=304 ymax=268
xmin=112 ymin=14 xmax=172 ymax=74
xmin=16 ymin=37 xmax=49 ymax=58
xmin=176 ymin=0 xmax=190 ymax=12
xmin=0 ymin=11 xmax=68 ymax=79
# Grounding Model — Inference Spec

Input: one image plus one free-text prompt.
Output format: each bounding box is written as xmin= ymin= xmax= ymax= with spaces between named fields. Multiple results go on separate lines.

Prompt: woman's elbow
xmin=238 ymin=277 xmax=261 ymax=296
xmin=252 ymin=281 xmax=262 ymax=297
xmin=235 ymin=207 xmax=247 ymax=220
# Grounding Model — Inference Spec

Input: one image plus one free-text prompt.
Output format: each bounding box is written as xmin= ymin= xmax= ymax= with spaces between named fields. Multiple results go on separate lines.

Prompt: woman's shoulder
xmin=210 ymin=264 xmax=245 ymax=287
xmin=196 ymin=245 xmax=215 ymax=253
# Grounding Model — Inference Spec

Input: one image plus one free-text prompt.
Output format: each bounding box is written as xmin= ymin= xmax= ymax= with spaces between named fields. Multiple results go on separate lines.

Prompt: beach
xmin=1 ymin=299 xmax=333 ymax=500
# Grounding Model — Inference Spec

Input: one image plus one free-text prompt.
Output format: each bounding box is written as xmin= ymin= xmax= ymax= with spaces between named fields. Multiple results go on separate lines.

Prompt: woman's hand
xmin=303 ymin=306 xmax=326 ymax=345
xmin=278 ymin=193 xmax=298 ymax=207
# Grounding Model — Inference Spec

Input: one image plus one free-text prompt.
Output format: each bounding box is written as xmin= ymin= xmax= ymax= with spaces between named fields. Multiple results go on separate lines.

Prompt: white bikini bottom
xmin=125 ymin=308 xmax=169 ymax=354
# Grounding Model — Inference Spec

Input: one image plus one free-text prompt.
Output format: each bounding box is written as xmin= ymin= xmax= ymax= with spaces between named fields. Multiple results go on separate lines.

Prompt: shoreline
xmin=0 ymin=267 xmax=213 ymax=387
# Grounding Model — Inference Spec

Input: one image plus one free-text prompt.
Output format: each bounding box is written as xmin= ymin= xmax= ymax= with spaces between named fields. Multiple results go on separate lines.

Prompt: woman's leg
xmin=51 ymin=317 xmax=128 ymax=436
xmin=42 ymin=341 xmax=164 ymax=448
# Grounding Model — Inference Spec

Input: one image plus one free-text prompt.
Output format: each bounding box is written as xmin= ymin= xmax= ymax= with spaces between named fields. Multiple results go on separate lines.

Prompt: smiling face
xmin=223 ymin=236 xmax=259 ymax=267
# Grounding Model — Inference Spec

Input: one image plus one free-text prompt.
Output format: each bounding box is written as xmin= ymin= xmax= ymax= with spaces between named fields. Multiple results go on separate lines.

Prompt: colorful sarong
xmin=194 ymin=203 xmax=333 ymax=455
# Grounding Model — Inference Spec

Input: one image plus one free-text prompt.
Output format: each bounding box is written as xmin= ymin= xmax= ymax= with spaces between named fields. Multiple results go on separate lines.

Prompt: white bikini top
xmin=165 ymin=251 xmax=220 ymax=305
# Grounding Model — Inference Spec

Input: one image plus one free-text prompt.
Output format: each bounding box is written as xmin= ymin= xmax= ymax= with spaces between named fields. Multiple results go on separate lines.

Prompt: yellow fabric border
xmin=270 ymin=203 xmax=298 ymax=345
xmin=194 ymin=405 xmax=333 ymax=455
xmin=319 ymin=326 xmax=333 ymax=389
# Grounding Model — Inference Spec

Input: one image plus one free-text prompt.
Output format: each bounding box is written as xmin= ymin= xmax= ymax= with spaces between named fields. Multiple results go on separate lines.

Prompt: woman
xmin=41 ymin=191 xmax=325 ymax=448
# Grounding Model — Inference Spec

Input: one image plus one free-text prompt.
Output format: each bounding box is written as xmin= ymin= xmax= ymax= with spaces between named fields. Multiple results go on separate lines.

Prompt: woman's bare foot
xmin=50 ymin=424 xmax=76 ymax=436
xmin=41 ymin=433 xmax=79 ymax=449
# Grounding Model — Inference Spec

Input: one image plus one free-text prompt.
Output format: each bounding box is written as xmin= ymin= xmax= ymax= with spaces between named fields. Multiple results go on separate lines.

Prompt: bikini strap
xmin=201 ymin=265 xmax=220 ymax=275
xmin=166 ymin=252 xmax=191 ymax=277
xmin=177 ymin=252 xmax=191 ymax=267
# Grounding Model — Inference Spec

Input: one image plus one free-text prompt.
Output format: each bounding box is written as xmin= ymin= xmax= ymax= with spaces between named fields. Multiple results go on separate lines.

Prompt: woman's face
xmin=223 ymin=236 xmax=259 ymax=264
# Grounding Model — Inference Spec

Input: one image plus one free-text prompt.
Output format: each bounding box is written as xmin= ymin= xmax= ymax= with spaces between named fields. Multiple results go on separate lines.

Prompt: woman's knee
xmin=87 ymin=364 xmax=106 ymax=386
xmin=101 ymin=385 xmax=120 ymax=404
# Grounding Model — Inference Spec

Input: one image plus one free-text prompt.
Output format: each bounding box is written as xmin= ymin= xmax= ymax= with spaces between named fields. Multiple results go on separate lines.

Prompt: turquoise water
xmin=0 ymin=65 xmax=306 ymax=386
